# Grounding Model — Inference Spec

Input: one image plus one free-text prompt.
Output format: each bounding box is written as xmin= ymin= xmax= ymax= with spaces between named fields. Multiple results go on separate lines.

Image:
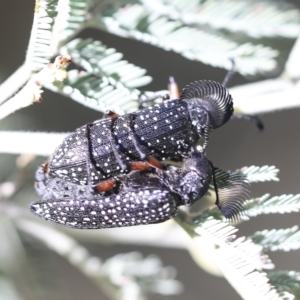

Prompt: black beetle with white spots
xmin=30 ymin=74 xmax=260 ymax=229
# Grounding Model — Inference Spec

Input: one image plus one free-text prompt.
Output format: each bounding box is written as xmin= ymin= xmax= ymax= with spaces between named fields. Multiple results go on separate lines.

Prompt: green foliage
xmin=250 ymin=226 xmax=300 ymax=252
xmin=240 ymin=165 xmax=280 ymax=183
xmin=93 ymin=2 xmax=279 ymax=75
xmin=242 ymin=194 xmax=300 ymax=219
xmin=27 ymin=0 xmax=59 ymax=70
xmin=269 ymin=271 xmax=300 ymax=298
xmin=54 ymin=38 xmax=153 ymax=113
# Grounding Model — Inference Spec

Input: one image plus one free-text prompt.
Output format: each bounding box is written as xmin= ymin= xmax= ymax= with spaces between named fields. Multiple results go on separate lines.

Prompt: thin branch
xmin=230 ymin=78 xmax=299 ymax=115
xmin=0 ymin=64 xmax=32 ymax=105
xmin=0 ymin=131 xmax=67 ymax=156
xmin=284 ymin=35 xmax=300 ymax=80
xmin=0 ymin=55 xmax=71 ymax=121
xmin=231 ymin=33 xmax=300 ymax=115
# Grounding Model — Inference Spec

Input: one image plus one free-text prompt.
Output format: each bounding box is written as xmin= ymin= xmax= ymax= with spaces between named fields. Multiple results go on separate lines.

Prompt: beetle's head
xmin=181 ymin=80 xmax=234 ymax=132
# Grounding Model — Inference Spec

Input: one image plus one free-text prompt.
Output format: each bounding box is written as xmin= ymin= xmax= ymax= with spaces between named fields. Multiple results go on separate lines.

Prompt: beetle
xmin=31 ymin=150 xmax=249 ymax=229
xmin=46 ymin=79 xmax=237 ymax=192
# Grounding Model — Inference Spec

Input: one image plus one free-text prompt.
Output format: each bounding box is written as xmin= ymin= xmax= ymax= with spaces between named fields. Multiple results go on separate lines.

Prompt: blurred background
xmin=1 ymin=0 xmax=300 ymax=299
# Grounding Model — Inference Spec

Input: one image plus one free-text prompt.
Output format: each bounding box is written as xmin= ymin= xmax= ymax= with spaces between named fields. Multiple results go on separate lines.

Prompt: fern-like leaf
xmin=94 ymin=3 xmax=278 ymax=75
xmin=63 ymin=38 xmax=152 ymax=88
xmin=49 ymin=69 xmax=141 ymax=114
xmin=240 ymin=165 xmax=280 ymax=182
xmin=188 ymin=216 xmax=291 ymax=299
xmin=26 ymin=0 xmax=59 ymax=71
xmin=102 ymin=252 xmax=183 ymax=297
xmin=48 ymin=38 xmax=158 ymax=114
xmin=242 ymin=194 xmax=300 ymax=220
xmin=142 ymin=0 xmax=300 ymax=38
xmin=268 ymin=271 xmax=300 ymax=297
xmin=250 ymin=226 xmax=300 ymax=252
xmin=52 ymin=0 xmax=90 ymax=43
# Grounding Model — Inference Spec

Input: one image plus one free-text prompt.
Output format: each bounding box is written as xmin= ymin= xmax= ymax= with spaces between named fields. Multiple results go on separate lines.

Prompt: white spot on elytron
xmin=83 ymin=218 xmax=90 ymax=221
xmin=140 ymin=115 xmax=144 ymax=120
xmin=91 ymin=211 xmax=97 ymax=215
xmin=55 ymin=169 xmax=68 ymax=175
xmin=80 ymin=207 xmax=85 ymax=211
xmin=101 ymin=211 xmax=106 ymax=215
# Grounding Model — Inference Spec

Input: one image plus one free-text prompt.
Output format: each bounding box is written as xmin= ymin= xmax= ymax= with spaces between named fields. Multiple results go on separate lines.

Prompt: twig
xmin=230 ymin=78 xmax=299 ymax=115
xmin=0 ymin=55 xmax=71 ymax=121
xmin=0 ymin=64 xmax=32 ymax=105
xmin=0 ymin=131 xmax=67 ymax=156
